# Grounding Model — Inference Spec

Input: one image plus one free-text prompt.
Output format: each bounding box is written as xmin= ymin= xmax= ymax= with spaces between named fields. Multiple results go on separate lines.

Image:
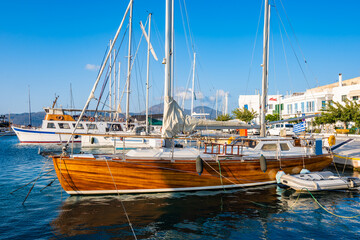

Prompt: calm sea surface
xmin=1 ymin=136 xmax=360 ymax=239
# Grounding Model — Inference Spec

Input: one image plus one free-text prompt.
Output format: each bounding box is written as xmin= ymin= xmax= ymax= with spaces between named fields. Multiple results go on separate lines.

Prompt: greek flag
xmin=294 ymin=122 xmax=306 ymax=133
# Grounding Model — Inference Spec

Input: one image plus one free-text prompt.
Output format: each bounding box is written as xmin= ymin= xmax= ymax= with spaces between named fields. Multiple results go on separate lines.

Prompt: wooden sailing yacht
xmin=51 ymin=0 xmax=333 ymax=195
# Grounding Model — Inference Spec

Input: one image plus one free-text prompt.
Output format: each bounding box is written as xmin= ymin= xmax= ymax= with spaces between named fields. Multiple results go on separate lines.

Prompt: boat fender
xmin=300 ymin=168 xmax=310 ymax=174
xmin=350 ymin=179 xmax=355 ymax=188
xmin=91 ymin=137 xmax=95 ymax=144
xmin=276 ymin=170 xmax=285 ymax=184
xmin=328 ymin=135 xmax=336 ymax=147
xmin=260 ymin=154 xmax=267 ymax=172
xmin=196 ymin=156 xmax=203 ymax=176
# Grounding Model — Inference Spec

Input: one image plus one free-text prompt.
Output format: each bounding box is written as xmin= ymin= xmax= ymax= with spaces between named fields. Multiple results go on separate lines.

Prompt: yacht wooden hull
xmin=52 ymin=154 xmax=333 ymax=195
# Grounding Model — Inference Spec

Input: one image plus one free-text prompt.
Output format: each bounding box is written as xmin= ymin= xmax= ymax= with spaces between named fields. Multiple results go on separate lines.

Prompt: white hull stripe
xmin=65 ymin=180 xmax=276 ymax=195
xmin=13 ymin=127 xmax=56 ymax=134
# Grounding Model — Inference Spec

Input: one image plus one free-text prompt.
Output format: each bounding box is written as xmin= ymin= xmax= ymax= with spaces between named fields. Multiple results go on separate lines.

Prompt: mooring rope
xmin=289 ymin=187 xmax=360 ymax=219
xmin=217 ymin=160 xmax=225 ymax=192
xmin=105 ymin=159 xmax=137 ymax=240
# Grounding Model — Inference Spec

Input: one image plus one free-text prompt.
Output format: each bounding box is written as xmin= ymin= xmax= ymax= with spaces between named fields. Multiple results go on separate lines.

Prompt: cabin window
xmin=58 ymin=123 xmax=70 ymax=129
xmin=261 ymin=144 xmax=277 ymax=151
xmin=47 ymin=122 xmax=56 ymax=129
xmin=87 ymin=124 xmax=98 ymax=130
xmin=109 ymin=124 xmax=123 ymax=131
xmin=280 ymin=143 xmax=290 ymax=151
xmin=72 ymin=123 xmax=84 ymax=129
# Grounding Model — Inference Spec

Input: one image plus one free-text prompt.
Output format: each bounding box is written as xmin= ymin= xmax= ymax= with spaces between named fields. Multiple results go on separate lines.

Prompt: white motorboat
xmin=12 ymin=107 xmax=139 ymax=144
xmin=280 ymin=171 xmax=360 ymax=191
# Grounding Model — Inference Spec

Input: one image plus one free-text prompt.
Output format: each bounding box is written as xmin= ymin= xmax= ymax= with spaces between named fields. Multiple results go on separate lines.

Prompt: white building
xmin=238 ymin=93 xmax=282 ymax=124
xmin=238 ymin=74 xmax=360 ymax=122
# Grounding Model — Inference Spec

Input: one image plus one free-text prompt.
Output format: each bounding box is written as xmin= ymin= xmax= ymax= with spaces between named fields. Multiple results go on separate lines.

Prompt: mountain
xmin=4 ymin=104 xmax=221 ymax=127
xmin=8 ymin=112 xmax=45 ymax=127
xmin=141 ymin=103 xmax=220 ymax=119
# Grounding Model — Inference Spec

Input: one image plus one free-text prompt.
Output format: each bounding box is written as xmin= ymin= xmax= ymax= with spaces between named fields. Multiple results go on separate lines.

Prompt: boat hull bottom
xmin=65 ymin=180 xmax=276 ymax=195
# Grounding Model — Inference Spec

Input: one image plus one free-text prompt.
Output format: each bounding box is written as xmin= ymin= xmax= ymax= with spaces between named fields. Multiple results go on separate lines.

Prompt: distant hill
xmin=9 ymin=112 xmax=45 ymax=127
xmin=141 ymin=103 xmax=220 ymax=119
xmin=5 ymin=104 xmax=222 ymax=127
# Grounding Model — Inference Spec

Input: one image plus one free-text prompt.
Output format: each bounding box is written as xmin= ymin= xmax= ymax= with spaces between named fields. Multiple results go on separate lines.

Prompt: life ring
xmin=227 ymin=136 xmax=235 ymax=144
xmin=89 ymin=117 xmax=95 ymax=122
xmin=328 ymin=135 xmax=336 ymax=147
xmin=57 ymin=115 xmax=64 ymax=121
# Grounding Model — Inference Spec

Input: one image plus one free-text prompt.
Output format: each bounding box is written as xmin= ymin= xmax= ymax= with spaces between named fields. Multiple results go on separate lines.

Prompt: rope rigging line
xmin=273 ymin=5 xmax=317 ymax=101
xmin=289 ymin=187 xmax=360 ymax=219
xmin=178 ymin=0 xmax=194 ymax=62
xmin=277 ymin=16 xmax=294 ymax=93
xmin=278 ymin=0 xmax=319 ymax=87
xmin=104 ymin=159 xmax=138 ymax=240
xmin=244 ymin=0 xmax=264 ymax=97
xmin=96 ymin=25 xmax=129 ymax=113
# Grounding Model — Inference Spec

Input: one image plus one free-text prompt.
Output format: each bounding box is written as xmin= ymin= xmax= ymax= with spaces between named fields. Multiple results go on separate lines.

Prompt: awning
xmin=348 ymin=90 xmax=360 ymax=97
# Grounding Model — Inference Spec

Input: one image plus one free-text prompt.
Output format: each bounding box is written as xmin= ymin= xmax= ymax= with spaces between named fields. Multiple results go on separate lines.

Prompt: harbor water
xmin=1 ymin=136 xmax=360 ymax=239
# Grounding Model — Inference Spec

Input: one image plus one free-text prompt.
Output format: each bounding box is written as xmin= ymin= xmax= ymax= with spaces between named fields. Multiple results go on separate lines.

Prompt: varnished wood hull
xmin=52 ymin=154 xmax=333 ymax=195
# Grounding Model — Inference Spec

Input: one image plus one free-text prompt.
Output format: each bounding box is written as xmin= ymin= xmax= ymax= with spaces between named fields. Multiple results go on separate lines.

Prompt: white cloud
xmin=85 ymin=64 xmax=100 ymax=71
xmin=175 ymin=87 xmax=205 ymax=101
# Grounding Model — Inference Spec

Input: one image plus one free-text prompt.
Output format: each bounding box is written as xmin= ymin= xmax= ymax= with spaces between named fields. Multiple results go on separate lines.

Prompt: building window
xmin=294 ymin=103 xmax=298 ymax=112
xmin=353 ymin=96 xmax=359 ymax=101
xmin=244 ymin=104 xmax=248 ymax=110
xmin=342 ymin=95 xmax=347 ymax=101
xmin=312 ymin=101 xmax=315 ymax=111
xmin=322 ymin=101 xmax=326 ymax=109
xmin=47 ymin=122 xmax=56 ymax=129
xmin=301 ymin=102 xmax=304 ymax=113
xmin=268 ymin=104 xmax=273 ymax=110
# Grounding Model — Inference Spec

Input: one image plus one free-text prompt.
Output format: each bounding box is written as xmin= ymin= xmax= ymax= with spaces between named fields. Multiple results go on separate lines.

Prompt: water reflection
xmin=51 ymin=184 xmax=360 ymax=239
xmin=51 ymin=186 xmax=285 ymax=239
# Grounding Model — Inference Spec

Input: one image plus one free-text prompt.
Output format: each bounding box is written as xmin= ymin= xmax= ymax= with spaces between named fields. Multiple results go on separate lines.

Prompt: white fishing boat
xmin=280 ymin=171 xmax=360 ymax=191
xmin=12 ymin=107 xmax=139 ymax=144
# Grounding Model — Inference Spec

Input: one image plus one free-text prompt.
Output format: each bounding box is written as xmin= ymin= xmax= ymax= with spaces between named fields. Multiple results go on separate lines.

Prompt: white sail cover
xmin=162 ymin=98 xmax=197 ymax=138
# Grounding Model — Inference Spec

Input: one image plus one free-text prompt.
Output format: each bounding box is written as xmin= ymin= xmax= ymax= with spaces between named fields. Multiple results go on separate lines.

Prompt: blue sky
xmin=1 ymin=0 xmax=360 ymax=114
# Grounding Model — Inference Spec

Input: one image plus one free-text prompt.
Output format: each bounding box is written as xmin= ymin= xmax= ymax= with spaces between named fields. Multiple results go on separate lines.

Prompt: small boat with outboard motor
xmin=279 ymin=171 xmax=360 ymax=191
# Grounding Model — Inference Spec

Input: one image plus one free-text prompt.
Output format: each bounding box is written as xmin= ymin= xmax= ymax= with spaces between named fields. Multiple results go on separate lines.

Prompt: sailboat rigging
xmin=50 ymin=0 xmax=333 ymax=195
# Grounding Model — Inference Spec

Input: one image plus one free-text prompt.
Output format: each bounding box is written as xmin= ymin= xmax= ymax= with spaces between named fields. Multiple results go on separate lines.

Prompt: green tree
xmin=265 ymin=113 xmax=280 ymax=122
xmin=216 ymin=114 xmax=233 ymax=121
xmin=232 ymin=107 xmax=258 ymax=123
xmin=320 ymin=100 xmax=360 ymax=128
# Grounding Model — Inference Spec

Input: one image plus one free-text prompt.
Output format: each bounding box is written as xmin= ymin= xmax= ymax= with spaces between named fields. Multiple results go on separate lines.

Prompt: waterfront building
xmin=238 ymin=74 xmax=360 ymax=124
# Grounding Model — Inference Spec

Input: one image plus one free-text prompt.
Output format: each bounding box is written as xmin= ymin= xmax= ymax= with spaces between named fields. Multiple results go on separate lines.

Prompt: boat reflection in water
xmin=50 ymin=184 xmax=360 ymax=239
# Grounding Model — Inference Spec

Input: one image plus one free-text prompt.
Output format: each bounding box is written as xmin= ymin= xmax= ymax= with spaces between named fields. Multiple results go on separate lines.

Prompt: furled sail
xmin=162 ymin=97 xmax=197 ymax=138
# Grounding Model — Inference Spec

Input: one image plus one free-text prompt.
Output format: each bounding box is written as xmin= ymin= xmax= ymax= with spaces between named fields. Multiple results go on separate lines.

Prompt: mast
xmin=260 ymin=0 xmax=270 ymax=137
xmin=191 ymin=52 xmax=196 ymax=116
xmin=163 ymin=0 xmax=173 ymax=145
xmin=171 ymin=0 xmax=175 ymax=97
xmin=63 ymin=0 xmax=133 ymax=151
xmin=215 ymin=90 xmax=218 ymax=118
xmin=28 ymin=85 xmax=32 ymax=126
xmin=113 ymin=49 xmax=116 ymax=120
xmin=225 ymin=92 xmax=228 ymax=115
xmin=145 ymin=13 xmax=152 ymax=134
xmin=109 ymin=39 xmax=112 ymax=120
xmin=117 ymin=61 xmax=121 ymax=119
xmin=125 ymin=1 xmax=133 ymax=129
